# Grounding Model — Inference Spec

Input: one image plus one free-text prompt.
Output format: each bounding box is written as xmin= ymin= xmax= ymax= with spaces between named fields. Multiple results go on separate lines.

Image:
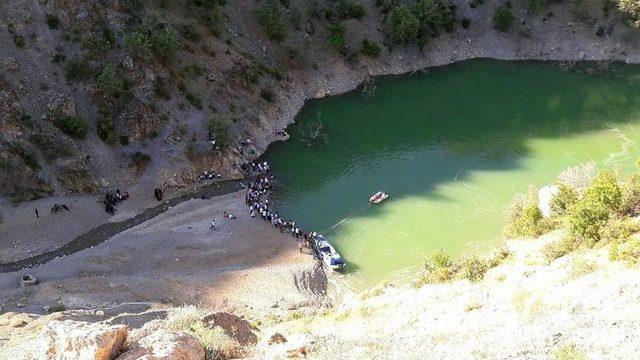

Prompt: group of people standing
xmin=244 ymin=161 xmax=318 ymax=253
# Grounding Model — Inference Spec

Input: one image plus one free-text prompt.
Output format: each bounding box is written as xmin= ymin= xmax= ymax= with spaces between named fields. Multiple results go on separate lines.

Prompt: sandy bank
xmin=0 ymin=190 xmax=326 ymax=317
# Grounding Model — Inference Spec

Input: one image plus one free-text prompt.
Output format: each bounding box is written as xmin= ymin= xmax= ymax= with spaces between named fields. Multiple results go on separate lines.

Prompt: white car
xmin=314 ymin=235 xmax=346 ymax=271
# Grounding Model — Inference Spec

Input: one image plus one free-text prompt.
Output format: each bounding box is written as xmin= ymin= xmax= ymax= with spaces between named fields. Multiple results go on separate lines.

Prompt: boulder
xmin=47 ymin=94 xmax=77 ymax=120
xmin=40 ymin=320 xmax=127 ymax=360
xmin=269 ymin=332 xmax=287 ymax=345
xmin=538 ymin=185 xmax=559 ymax=218
xmin=117 ymin=329 xmax=204 ymax=360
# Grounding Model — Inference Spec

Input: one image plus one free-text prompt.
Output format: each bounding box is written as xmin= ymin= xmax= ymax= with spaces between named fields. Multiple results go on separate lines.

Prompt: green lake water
xmin=265 ymin=60 xmax=640 ymax=289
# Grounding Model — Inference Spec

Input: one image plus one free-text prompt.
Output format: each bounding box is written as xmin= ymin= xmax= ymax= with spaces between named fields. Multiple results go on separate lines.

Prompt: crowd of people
xmin=243 ymin=161 xmax=318 ymax=253
xmin=103 ymin=189 xmax=129 ymax=215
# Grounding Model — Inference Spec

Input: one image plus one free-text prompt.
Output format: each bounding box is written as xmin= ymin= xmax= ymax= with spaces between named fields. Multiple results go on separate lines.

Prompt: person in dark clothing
xmin=35 ymin=208 xmax=39 ymax=218
xmin=61 ymin=204 xmax=70 ymax=211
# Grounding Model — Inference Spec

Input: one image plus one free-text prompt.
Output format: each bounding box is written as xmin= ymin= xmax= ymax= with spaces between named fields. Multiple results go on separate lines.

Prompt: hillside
xmin=2 ymin=0 xmax=640 ymax=203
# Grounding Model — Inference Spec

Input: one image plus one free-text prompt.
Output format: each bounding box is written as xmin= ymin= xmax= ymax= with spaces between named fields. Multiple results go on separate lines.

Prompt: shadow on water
xmin=264 ymin=59 xmax=640 ymax=280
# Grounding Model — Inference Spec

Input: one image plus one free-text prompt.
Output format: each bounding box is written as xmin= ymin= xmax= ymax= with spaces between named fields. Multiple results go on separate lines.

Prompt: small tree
xmin=54 ymin=116 xmax=88 ymax=139
xmin=124 ymin=31 xmax=152 ymax=61
xmin=97 ymin=64 xmax=125 ymax=99
xmin=385 ymin=5 xmax=419 ymax=45
xmin=361 ymin=38 xmax=382 ymax=57
xmin=152 ymin=26 xmax=180 ymax=62
xmin=206 ymin=115 xmax=231 ymax=148
xmin=493 ymin=6 xmax=515 ymax=32
xmin=256 ymin=0 xmax=288 ymax=42
xmin=326 ymin=22 xmax=346 ymax=52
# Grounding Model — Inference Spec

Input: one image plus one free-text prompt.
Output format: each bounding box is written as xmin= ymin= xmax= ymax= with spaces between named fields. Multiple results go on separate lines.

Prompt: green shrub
xmin=493 ymin=6 xmax=515 ymax=32
xmin=97 ymin=64 xmax=125 ymax=98
xmin=54 ymin=116 xmax=88 ymax=139
xmin=361 ymin=38 xmax=381 ymax=57
xmin=542 ymin=237 xmax=575 ymax=262
xmin=203 ymin=8 xmax=224 ymax=35
xmin=554 ymin=343 xmax=587 ymax=360
xmin=610 ymin=236 xmax=640 ymax=264
xmin=186 ymin=93 xmax=203 ymax=109
xmin=184 ymin=63 xmax=205 ymax=78
xmin=385 ymin=5 xmax=419 ymax=45
xmin=82 ymin=26 xmax=115 ymax=55
xmin=13 ymin=34 xmax=26 ymax=49
xmin=182 ymin=22 xmax=201 ymax=41
xmin=460 ymin=255 xmax=489 ymax=282
xmin=617 ymin=0 xmax=640 ymax=26
xmin=550 ymin=183 xmax=578 ymax=217
xmin=527 ymin=0 xmax=548 ymax=14
xmin=326 ymin=22 xmax=346 ymax=52
xmin=461 ymin=18 xmax=471 ymax=28
xmin=65 ymin=58 xmax=93 ymax=81
xmin=504 ymin=190 xmax=551 ymax=238
xmin=260 ymin=87 xmax=275 ymax=102
xmin=620 ymin=173 xmax=640 ymax=215
xmin=97 ymin=117 xmax=117 ymax=144
xmin=124 ymin=31 xmax=152 ymax=61
xmin=599 ymin=217 xmax=639 ymax=244
xmin=568 ymin=171 xmax=622 ymax=247
xmin=413 ymin=0 xmax=457 ymax=43
xmin=337 ymin=0 xmax=366 ymax=19
xmin=29 ymin=133 xmax=73 ymax=160
xmin=46 ymin=14 xmax=60 ymax=29
xmin=131 ymin=151 xmax=151 ymax=170
xmin=206 ymin=114 xmax=231 ymax=147
xmin=151 ymin=25 xmax=180 ymax=62
xmin=256 ymin=0 xmax=288 ymax=42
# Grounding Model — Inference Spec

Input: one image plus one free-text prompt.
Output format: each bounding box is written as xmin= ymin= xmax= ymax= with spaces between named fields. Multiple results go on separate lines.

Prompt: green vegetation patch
xmin=256 ymin=0 xmax=288 ymax=42
xmin=493 ymin=5 xmax=515 ymax=32
xmin=54 ymin=115 xmax=88 ymax=139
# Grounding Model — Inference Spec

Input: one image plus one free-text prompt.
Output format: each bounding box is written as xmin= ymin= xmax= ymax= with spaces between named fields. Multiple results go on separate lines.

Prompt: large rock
xmin=47 ymin=94 xmax=77 ymax=120
xmin=538 ymin=185 xmax=559 ymax=218
xmin=40 ymin=320 xmax=127 ymax=360
xmin=117 ymin=329 xmax=204 ymax=360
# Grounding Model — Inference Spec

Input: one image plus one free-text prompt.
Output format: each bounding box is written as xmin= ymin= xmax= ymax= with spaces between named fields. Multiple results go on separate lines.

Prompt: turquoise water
xmin=266 ymin=60 xmax=640 ymax=288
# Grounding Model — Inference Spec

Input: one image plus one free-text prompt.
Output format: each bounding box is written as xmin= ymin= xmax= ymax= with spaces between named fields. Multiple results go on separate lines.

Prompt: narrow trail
xmin=0 ymin=179 xmax=248 ymax=273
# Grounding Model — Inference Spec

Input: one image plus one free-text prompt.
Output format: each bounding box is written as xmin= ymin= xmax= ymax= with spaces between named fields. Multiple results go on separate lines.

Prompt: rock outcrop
xmin=117 ymin=329 xmax=204 ymax=360
xmin=40 ymin=320 xmax=127 ymax=360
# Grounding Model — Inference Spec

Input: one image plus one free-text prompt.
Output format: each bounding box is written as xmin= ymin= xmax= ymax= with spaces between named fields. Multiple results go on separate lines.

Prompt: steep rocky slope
xmin=2 ymin=0 xmax=639 ymax=203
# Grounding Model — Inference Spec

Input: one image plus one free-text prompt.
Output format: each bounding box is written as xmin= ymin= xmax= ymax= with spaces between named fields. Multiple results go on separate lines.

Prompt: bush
xmin=493 ymin=6 xmax=515 ymax=32
xmin=413 ymin=0 xmax=457 ymax=43
xmin=206 ymin=114 xmax=231 ymax=147
xmin=256 ymin=0 xmax=288 ymax=42
xmin=550 ymin=183 xmax=578 ymax=217
xmin=54 ymin=115 xmax=88 ymax=139
xmin=130 ymin=151 xmax=151 ymax=170
xmin=97 ymin=117 xmax=118 ymax=144
xmin=337 ymin=0 xmax=366 ymax=19
xmin=186 ymin=93 xmax=203 ymax=109
xmin=619 ymin=173 xmax=640 ymax=215
xmin=97 ymin=64 xmax=126 ymax=99
xmin=599 ymin=217 xmax=639 ymax=245
xmin=460 ymin=255 xmax=489 ymax=282
xmin=46 ymin=14 xmax=60 ymax=29
xmin=361 ymin=38 xmax=381 ymax=57
xmin=326 ymin=22 xmax=346 ymax=52
xmin=527 ymin=0 xmax=548 ymax=14
xmin=260 ymin=87 xmax=275 ymax=102
xmin=151 ymin=25 xmax=180 ymax=62
xmin=542 ymin=237 xmax=574 ymax=262
xmin=504 ymin=190 xmax=551 ymax=238
xmin=29 ymin=133 xmax=73 ymax=160
xmin=82 ymin=26 xmax=115 ymax=56
xmin=461 ymin=18 xmax=471 ymax=28
xmin=568 ymin=171 xmax=622 ymax=247
xmin=124 ymin=31 xmax=152 ymax=61
xmin=385 ymin=5 xmax=419 ymax=45
xmin=65 ymin=58 xmax=93 ymax=81
xmin=617 ymin=0 xmax=640 ymax=26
